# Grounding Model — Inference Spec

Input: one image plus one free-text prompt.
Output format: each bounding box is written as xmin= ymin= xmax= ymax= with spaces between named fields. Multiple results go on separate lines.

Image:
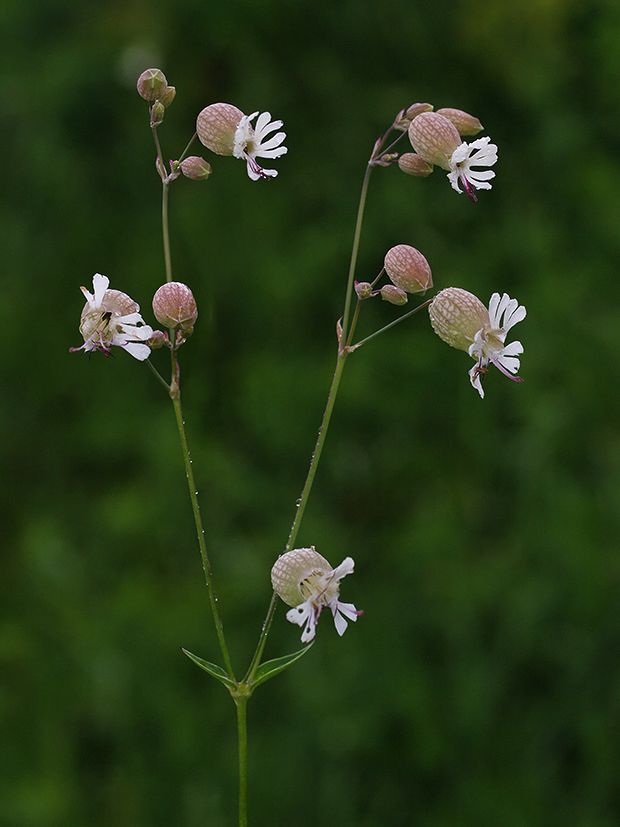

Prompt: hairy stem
xmin=170 ymin=349 xmax=235 ymax=680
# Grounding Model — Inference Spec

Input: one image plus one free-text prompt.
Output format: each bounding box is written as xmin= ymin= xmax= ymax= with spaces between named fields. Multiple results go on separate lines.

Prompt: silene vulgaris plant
xmin=71 ymin=67 xmax=527 ymax=825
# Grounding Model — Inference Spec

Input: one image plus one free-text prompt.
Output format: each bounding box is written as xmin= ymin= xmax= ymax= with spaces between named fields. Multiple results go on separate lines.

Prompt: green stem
xmin=351 ymin=297 xmax=433 ymax=350
xmin=244 ymin=146 xmax=378 ymax=684
xmin=235 ymin=694 xmax=248 ymax=827
xmin=162 ymin=180 xmax=172 ymax=283
xmin=244 ymin=348 xmax=349 ymax=685
xmin=170 ymin=349 xmax=235 ymax=680
xmin=341 ymin=163 xmax=373 ymax=341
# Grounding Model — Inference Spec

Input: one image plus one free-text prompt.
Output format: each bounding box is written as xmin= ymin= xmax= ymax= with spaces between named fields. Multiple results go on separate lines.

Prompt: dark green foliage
xmin=2 ymin=0 xmax=620 ymax=824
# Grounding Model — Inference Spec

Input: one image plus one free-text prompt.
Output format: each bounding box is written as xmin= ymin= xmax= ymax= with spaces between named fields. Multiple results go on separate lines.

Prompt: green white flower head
xmin=71 ymin=273 xmax=153 ymax=361
xmin=196 ymin=103 xmax=287 ymax=180
xmin=429 ymin=287 xmax=526 ymax=398
xmin=271 ymin=547 xmax=361 ymax=643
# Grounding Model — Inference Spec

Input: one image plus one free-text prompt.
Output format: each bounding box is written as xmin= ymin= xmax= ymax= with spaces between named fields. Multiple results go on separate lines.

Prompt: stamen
xmin=244 ymin=152 xmax=270 ymax=180
xmin=489 ymin=354 xmax=523 ymax=382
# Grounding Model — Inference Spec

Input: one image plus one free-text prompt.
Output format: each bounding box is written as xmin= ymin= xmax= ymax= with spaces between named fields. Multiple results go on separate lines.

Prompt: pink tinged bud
xmin=408 ymin=112 xmax=461 ymax=170
xmin=428 ymin=287 xmax=490 ymax=352
xmin=398 ymin=152 xmax=434 ymax=177
xmin=380 ymin=285 xmax=408 ymax=305
xmin=180 ymin=156 xmax=213 ymax=180
xmin=196 ymin=103 xmax=245 ymax=156
xmin=384 ymin=245 xmax=433 ymax=294
xmin=394 ymin=102 xmax=434 ymax=131
xmin=137 ymin=68 xmax=168 ymax=101
xmin=404 ymin=102 xmax=434 ymax=119
xmin=436 ymin=107 xmax=482 ymax=136
xmin=152 ymin=282 xmax=198 ymax=331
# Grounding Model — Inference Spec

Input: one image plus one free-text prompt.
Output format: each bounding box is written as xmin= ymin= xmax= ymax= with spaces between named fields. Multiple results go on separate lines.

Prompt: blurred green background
xmin=2 ymin=0 xmax=620 ymax=824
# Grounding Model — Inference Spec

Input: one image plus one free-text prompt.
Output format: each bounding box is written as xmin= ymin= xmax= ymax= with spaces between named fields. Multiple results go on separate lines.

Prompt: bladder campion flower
xmin=271 ymin=547 xmax=361 ymax=643
xmin=429 ymin=287 xmax=526 ymax=398
xmin=70 ymin=273 xmax=153 ymax=361
xmin=196 ymin=103 xmax=287 ymax=180
xmin=407 ymin=112 xmax=498 ymax=201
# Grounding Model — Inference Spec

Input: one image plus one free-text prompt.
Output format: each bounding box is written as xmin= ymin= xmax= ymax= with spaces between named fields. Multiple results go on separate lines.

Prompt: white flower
xmin=70 ymin=273 xmax=153 ymax=360
xmin=271 ymin=547 xmax=361 ymax=643
xmin=447 ymin=137 xmax=498 ymax=201
xmin=233 ymin=111 xmax=288 ymax=180
xmin=467 ymin=292 xmax=526 ymax=398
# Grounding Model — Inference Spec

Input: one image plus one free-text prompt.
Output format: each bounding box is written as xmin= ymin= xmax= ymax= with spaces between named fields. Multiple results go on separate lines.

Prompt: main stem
xmin=235 ymin=695 xmax=248 ymax=827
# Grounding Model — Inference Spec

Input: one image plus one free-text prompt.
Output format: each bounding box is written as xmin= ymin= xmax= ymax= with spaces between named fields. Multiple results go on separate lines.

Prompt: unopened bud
xmin=380 ymin=285 xmax=408 ymax=306
xmin=384 ymin=245 xmax=433 ymax=294
xmin=152 ymin=282 xmax=198 ymax=331
xmin=355 ymin=281 xmax=373 ymax=299
xmin=404 ymin=102 xmax=434 ymax=120
xmin=181 ymin=156 xmax=213 ymax=180
xmin=137 ymin=68 xmax=168 ymax=101
xmin=436 ymin=108 xmax=482 ymax=136
xmin=408 ymin=112 xmax=461 ymax=170
xmin=150 ymin=101 xmax=165 ymax=126
xmin=428 ymin=287 xmax=489 ymax=352
xmin=398 ymin=152 xmax=434 ymax=177
xmin=147 ymin=330 xmax=167 ymax=349
xmin=196 ymin=103 xmax=245 ymax=156
xmin=394 ymin=103 xmax=434 ymax=130
xmin=159 ymin=85 xmax=176 ymax=108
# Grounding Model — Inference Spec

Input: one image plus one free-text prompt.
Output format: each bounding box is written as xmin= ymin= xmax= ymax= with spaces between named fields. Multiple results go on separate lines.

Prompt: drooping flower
xmin=196 ymin=103 xmax=287 ymax=181
xmin=232 ymin=111 xmax=288 ymax=180
xmin=406 ymin=112 xmax=498 ymax=201
xmin=70 ymin=273 xmax=153 ymax=361
xmin=447 ymin=137 xmax=498 ymax=201
xmin=429 ymin=287 xmax=526 ymax=398
xmin=271 ymin=547 xmax=361 ymax=643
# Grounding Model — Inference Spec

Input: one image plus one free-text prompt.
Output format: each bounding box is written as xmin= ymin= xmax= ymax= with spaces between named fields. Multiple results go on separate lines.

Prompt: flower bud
xmin=152 ymin=282 xmax=198 ymax=331
xmin=408 ymin=112 xmax=461 ymax=170
xmin=159 ymin=85 xmax=176 ymax=108
xmin=398 ymin=152 xmax=434 ymax=177
xmin=436 ymin=108 xmax=482 ymax=136
xmin=150 ymin=101 xmax=165 ymax=126
xmin=355 ymin=281 xmax=373 ymax=299
xmin=196 ymin=103 xmax=245 ymax=156
xmin=180 ymin=156 xmax=213 ymax=180
xmin=137 ymin=68 xmax=168 ymax=101
xmin=428 ymin=287 xmax=490 ymax=352
xmin=384 ymin=245 xmax=433 ymax=294
xmin=394 ymin=102 xmax=434 ymax=130
xmin=147 ymin=330 xmax=167 ymax=349
xmin=380 ymin=285 xmax=408 ymax=305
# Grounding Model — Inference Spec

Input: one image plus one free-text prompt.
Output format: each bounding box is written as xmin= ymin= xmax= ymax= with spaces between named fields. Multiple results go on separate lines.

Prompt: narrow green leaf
xmin=181 ymin=648 xmax=237 ymax=690
xmin=251 ymin=642 xmax=314 ymax=689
